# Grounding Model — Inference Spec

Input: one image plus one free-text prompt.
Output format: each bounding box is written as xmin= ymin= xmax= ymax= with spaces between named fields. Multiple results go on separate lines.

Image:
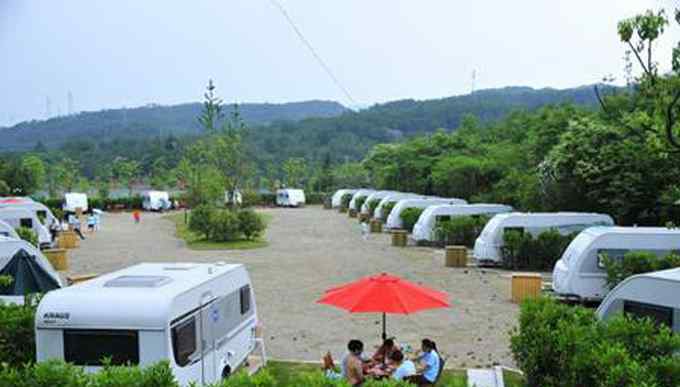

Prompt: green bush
xmin=353 ymin=195 xmax=368 ymax=212
xmin=238 ymin=209 xmax=266 ymax=240
xmin=241 ymin=190 xmax=261 ymax=207
xmin=502 ymin=229 xmax=577 ymax=270
xmin=400 ymin=207 xmax=424 ymax=232
xmin=210 ymin=210 xmax=241 ymax=242
xmin=0 ymin=303 xmax=36 ymax=367
xmin=511 ymin=297 xmax=680 ymax=387
xmin=340 ymin=193 xmax=353 ymax=210
xmin=367 ymin=199 xmax=381 ymax=217
xmin=306 ymin=192 xmax=326 ymax=205
xmin=381 ymin=201 xmax=397 ymax=222
xmin=434 ymin=216 xmax=489 ymax=247
xmin=189 ymin=205 xmax=215 ymax=239
xmin=602 ymin=252 xmax=680 ymax=290
xmin=15 ymin=227 xmax=38 ymax=248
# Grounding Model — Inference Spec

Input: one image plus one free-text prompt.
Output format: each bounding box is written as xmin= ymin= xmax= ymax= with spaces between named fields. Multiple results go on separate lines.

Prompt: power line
xmin=268 ymin=0 xmax=356 ymax=104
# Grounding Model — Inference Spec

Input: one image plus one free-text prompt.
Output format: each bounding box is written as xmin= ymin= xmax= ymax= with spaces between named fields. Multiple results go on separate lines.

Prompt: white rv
xmin=385 ymin=198 xmax=468 ymax=230
xmin=0 ymin=197 xmax=58 ymax=226
xmin=596 ymin=268 xmax=680 ymax=332
xmin=348 ymin=189 xmax=375 ymax=212
xmin=553 ymin=227 xmax=680 ymax=301
xmin=412 ymin=204 xmax=513 ymax=243
xmin=373 ymin=193 xmax=421 ymax=221
xmin=36 ymin=262 xmax=262 ymax=386
xmin=63 ymin=192 xmax=89 ymax=213
xmin=0 ymin=236 xmax=64 ymax=304
xmin=0 ymin=207 xmax=53 ymax=249
xmin=360 ymin=191 xmax=396 ymax=215
xmin=225 ymin=190 xmax=243 ymax=206
xmin=473 ymin=212 xmax=614 ymax=264
xmin=142 ymin=191 xmax=172 ymax=211
xmin=0 ymin=220 xmax=20 ymax=239
xmin=276 ymin=189 xmax=306 ymax=207
xmin=331 ymin=189 xmax=358 ymax=208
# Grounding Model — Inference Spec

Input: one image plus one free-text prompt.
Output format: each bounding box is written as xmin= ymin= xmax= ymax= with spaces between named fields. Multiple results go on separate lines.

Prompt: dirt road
xmin=69 ymin=207 xmax=518 ymax=368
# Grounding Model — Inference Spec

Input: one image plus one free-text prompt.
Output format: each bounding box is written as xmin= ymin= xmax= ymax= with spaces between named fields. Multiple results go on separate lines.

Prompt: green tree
xmin=112 ymin=158 xmax=140 ymax=197
xmin=197 ymin=79 xmax=224 ymax=135
xmin=282 ymin=158 xmax=306 ymax=188
xmin=54 ymin=158 xmax=80 ymax=193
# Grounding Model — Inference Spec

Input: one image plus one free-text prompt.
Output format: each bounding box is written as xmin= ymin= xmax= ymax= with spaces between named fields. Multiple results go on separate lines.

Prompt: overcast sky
xmin=1 ymin=0 xmax=677 ymax=126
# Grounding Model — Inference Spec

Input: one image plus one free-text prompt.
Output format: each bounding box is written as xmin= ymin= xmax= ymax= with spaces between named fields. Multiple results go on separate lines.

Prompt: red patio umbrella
xmin=317 ymin=273 xmax=450 ymax=340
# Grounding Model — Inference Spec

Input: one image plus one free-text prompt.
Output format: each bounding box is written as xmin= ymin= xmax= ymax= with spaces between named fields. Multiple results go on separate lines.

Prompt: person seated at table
xmin=322 ymin=339 xmax=365 ymax=386
xmin=407 ymin=339 xmax=441 ymax=386
xmin=372 ymin=338 xmax=397 ymax=364
xmin=389 ymin=350 xmax=416 ymax=381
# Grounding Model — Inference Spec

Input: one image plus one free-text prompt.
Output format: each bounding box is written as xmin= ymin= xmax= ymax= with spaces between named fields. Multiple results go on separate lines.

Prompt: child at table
xmin=390 ymin=350 xmax=416 ymax=381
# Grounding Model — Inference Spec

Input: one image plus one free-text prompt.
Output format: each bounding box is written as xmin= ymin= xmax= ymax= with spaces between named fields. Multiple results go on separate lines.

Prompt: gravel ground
xmin=68 ymin=206 xmax=519 ymax=368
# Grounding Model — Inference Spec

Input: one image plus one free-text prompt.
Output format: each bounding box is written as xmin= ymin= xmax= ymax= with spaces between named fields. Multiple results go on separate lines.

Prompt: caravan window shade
xmin=240 ymin=285 xmax=251 ymax=315
xmin=64 ymin=329 xmax=139 ymax=366
xmin=172 ymin=317 xmax=198 ymax=367
xmin=624 ymin=300 xmax=673 ymax=329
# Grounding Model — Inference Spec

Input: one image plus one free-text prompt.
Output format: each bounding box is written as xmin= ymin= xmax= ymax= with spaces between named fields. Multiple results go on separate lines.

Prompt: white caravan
xmin=597 ymin=268 xmax=680 ymax=332
xmin=63 ymin=192 xmax=89 ymax=213
xmin=553 ymin=227 xmax=680 ymax=301
xmin=0 ymin=220 xmax=20 ymax=239
xmin=0 ymin=197 xmax=58 ymax=226
xmin=36 ymin=262 xmax=262 ymax=386
xmin=225 ymin=190 xmax=243 ymax=206
xmin=276 ymin=189 xmax=306 ymax=207
xmin=385 ymin=198 xmax=468 ymax=230
xmin=373 ymin=193 xmax=422 ymax=221
xmin=331 ymin=189 xmax=358 ymax=208
xmin=142 ymin=191 xmax=171 ymax=211
xmin=0 ymin=207 xmax=53 ymax=249
xmin=360 ymin=191 xmax=397 ymax=215
xmin=473 ymin=212 xmax=614 ymax=264
xmin=412 ymin=204 xmax=513 ymax=243
xmin=0 ymin=236 xmax=64 ymax=304
xmin=348 ymin=189 xmax=376 ymax=211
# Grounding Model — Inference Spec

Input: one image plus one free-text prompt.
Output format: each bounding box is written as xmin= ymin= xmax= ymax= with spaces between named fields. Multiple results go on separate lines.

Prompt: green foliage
xmin=15 ymin=227 xmax=38 ymax=248
xmin=380 ymin=201 xmax=397 ymax=222
xmin=434 ymin=216 xmax=489 ymax=247
xmin=511 ymin=297 xmax=680 ymax=387
xmin=502 ymin=229 xmax=576 ymax=270
xmin=282 ymin=158 xmax=307 ymax=188
xmin=353 ymin=195 xmax=368 ymax=212
xmin=189 ymin=205 xmax=215 ymax=240
xmin=602 ymin=251 xmax=680 ymax=289
xmin=399 ymin=207 xmax=424 ymax=232
xmin=366 ymin=198 xmax=381 ymax=217
xmin=210 ymin=210 xmax=241 ymax=242
xmin=339 ymin=193 xmax=353 ymax=210
xmin=238 ymin=209 xmax=266 ymax=240
xmin=0 ymin=303 xmax=36 ymax=367
xmin=112 ymin=158 xmax=140 ymax=197
xmin=212 ymin=370 xmax=276 ymax=387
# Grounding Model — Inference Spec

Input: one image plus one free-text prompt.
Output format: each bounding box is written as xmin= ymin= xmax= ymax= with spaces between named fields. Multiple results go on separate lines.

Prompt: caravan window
xmin=172 ymin=317 xmax=198 ymax=367
xmin=20 ymin=218 xmax=32 ymax=229
xmin=597 ymin=249 xmax=629 ymax=269
xmin=435 ymin=215 xmax=451 ymax=224
xmin=64 ymin=329 xmax=139 ymax=366
xmin=240 ymin=285 xmax=251 ymax=315
xmin=624 ymin=300 xmax=673 ymax=329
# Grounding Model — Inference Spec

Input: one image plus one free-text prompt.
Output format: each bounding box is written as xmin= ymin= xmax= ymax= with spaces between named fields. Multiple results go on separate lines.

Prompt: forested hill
xmin=250 ymin=85 xmax=606 ymax=163
xmin=0 ymin=100 xmax=348 ymax=151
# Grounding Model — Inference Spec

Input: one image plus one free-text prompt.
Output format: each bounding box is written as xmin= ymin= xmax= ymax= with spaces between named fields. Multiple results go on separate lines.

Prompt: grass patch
xmin=265 ymin=360 xmax=525 ymax=386
xmin=165 ymin=212 xmax=270 ymax=251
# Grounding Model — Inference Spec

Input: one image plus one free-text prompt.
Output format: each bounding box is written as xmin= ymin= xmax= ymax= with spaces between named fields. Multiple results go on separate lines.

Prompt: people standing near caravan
xmin=68 ymin=213 xmax=85 ymax=240
xmin=87 ymin=212 xmax=97 ymax=233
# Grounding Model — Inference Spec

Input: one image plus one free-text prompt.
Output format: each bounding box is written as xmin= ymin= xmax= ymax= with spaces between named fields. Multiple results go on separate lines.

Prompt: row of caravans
xmin=0 ymin=197 xmax=59 ymax=249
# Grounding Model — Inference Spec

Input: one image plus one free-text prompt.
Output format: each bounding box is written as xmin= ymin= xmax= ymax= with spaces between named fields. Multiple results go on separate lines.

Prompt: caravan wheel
xmin=221 ymin=365 xmax=232 ymax=379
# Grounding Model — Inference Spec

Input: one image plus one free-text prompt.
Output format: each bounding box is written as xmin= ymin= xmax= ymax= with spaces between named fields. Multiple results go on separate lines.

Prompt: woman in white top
xmin=390 ymin=350 xmax=416 ymax=381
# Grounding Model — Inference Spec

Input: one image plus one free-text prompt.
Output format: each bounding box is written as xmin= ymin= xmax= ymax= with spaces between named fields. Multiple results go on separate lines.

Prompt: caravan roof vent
xmin=104 ymin=275 xmax=172 ymax=288
xmin=163 ymin=264 xmax=197 ymax=271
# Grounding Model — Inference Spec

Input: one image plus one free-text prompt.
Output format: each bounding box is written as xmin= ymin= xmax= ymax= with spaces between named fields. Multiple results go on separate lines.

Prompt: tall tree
xmin=112 ymin=158 xmax=140 ymax=197
xmin=197 ymin=79 xmax=224 ymax=135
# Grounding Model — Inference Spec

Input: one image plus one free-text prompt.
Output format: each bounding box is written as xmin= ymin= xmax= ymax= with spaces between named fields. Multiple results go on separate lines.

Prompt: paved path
xmin=69 ymin=207 xmax=519 ymax=368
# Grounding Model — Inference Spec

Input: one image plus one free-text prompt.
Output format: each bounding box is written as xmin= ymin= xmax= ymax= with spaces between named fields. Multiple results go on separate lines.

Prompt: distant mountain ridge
xmin=0 ymin=100 xmax=348 ymax=151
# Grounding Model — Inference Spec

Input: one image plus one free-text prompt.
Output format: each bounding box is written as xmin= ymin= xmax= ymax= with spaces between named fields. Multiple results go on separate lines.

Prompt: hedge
xmin=400 ymin=207 xmax=424 ymax=232
xmin=511 ymin=297 xmax=680 ymax=387
xmin=340 ymin=193 xmax=353 ymax=210
xmin=602 ymin=251 xmax=680 ymax=290
xmin=501 ymin=229 xmax=577 ymax=270
xmin=353 ymin=195 xmax=368 ymax=212
xmin=434 ymin=216 xmax=489 ymax=247
xmin=0 ymin=302 xmax=36 ymax=367
xmin=381 ymin=201 xmax=397 ymax=222
xmin=0 ymin=361 xmax=418 ymax=387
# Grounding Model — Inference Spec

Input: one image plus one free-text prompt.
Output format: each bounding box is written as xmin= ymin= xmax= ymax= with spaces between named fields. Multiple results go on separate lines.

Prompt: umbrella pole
xmin=382 ymin=312 xmax=386 ymax=341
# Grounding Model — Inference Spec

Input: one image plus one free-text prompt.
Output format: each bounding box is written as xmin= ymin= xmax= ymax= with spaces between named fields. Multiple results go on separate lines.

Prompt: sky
xmin=0 ymin=0 xmax=677 ymax=126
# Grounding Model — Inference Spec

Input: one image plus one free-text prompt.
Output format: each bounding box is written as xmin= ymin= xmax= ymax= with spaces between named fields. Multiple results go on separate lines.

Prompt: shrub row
xmin=502 ymin=229 xmax=577 ymax=270
xmin=0 ymin=362 xmax=421 ymax=387
xmin=380 ymin=202 xmax=397 ymax=222
xmin=400 ymin=207 xmax=424 ymax=232
xmin=353 ymin=195 xmax=368 ymax=212
xmin=366 ymin=199 xmax=381 ymax=217
xmin=340 ymin=193 xmax=353 ymax=210
xmin=189 ymin=206 xmax=266 ymax=242
xmin=602 ymin=251 xmax=680 ymax=290
xmin=0 ymin=303 xmax=36 ymax=367
xmin=511 ymin=297 xmax=680 ymax=387
xmin=434 ymin=216 xmax=489 ymax=247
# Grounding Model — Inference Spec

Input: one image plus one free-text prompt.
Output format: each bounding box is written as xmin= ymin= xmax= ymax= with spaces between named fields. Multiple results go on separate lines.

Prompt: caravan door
xmin=170 ymin=295 xmax=217 ymax=385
